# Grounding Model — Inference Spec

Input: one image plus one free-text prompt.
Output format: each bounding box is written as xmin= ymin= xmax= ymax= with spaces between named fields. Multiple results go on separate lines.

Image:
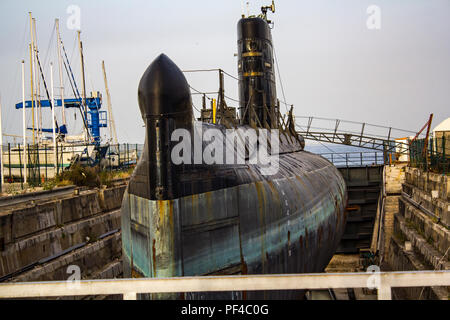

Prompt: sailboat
xmin=2 ymin=13 xmax=123 ymax=182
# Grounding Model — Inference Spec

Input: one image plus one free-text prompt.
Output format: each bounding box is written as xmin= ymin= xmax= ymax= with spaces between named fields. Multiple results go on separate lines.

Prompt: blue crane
xmin=15 ymin=95 xmax=107 ymax=143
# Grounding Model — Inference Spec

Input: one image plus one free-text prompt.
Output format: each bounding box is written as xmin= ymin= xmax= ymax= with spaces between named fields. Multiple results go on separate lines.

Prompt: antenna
xmin=241 ymin=0 xmax=245 ymax=18
xmin=260 ymin=1 xmax=276 ymax=23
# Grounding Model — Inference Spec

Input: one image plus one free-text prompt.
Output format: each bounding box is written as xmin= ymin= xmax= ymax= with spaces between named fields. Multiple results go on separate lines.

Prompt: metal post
xmin=127 ymin=143 xmax=129 ymax=168
xmin=108 ymin=145 xmax=111 ymax=172
xmin=212 ymin=99 xmax=217 ymax=124
xmin=443 ymin=135 xmax=446 ymax=174
xmin=56 ymin=141 xmax=59 ymax=175
xmin=44 ymin=145 xmax=47 ymax=181
xmin=8 ymin=143 xmax=11 ymax=183
xmin=0 ymin=95 xmax=4 ymax=191
xmin=27 ymin=144 xmax=30 ymax=184
xmin=360 ymin=123 xmax=365 ymax=146
xmin=18 ymin=145 xmax=23 ymax=189
xmin=37 ymin=144 xmax=41 ymax=185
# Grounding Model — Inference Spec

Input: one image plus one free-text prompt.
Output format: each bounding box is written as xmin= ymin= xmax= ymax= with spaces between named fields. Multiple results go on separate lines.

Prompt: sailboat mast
xmin=102 ymin=61 xmax=118 ymax=145
xmin=22 ymin=60 xmax=27 ymax=185
xmin=29 ymin=13 xmax=35 ymax=145
xmin=32 ymin=19 xmax=40 ymax=143
xmin=77 ymin=31 xmax=88 ymax=142
xmin=50 ymin=63 xmax=57 ymax=172
xmin=55 ymin=19 xmax=67 ymax=134
xmin=32 ymin=18 xmax=42 ymax=143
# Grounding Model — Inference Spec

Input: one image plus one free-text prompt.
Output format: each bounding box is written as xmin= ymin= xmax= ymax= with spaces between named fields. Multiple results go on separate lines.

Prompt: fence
xmin=0 ymin=270 xmax=448 ymax=300
xmin=0 ymin=143 xmax=142 ymax=188
xmin=410 ymin=136 xmax=449 ymax=174
xmin=104 ymin=143 xmax=142 ymax=171
xmin=319 ymin=151 xmax=385 ymax=167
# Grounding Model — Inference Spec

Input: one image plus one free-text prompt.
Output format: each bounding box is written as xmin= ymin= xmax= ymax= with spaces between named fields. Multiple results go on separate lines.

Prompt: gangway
xmin=295 ymin=116 xmax=425 ymax=156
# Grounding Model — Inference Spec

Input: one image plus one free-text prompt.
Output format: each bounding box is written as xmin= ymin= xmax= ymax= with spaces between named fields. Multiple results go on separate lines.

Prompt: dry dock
xmin=0 ymin=160 xmax=448 ymax=300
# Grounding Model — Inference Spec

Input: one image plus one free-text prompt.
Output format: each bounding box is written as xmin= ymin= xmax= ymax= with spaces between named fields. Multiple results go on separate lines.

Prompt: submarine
xmin=121 ymin=3 xmax=347 ymax=299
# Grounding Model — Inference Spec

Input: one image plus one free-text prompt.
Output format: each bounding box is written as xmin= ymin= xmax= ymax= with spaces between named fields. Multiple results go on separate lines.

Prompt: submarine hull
xmin=121 ymin=33 xmax=347 ymax=298
xmin=121 ymin=125 xmax=347 ymax=299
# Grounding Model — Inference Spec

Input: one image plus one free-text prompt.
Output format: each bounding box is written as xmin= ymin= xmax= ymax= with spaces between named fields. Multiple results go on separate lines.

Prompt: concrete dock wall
xmin=403 ymin=167 xmax=449 ymax=227
xmin=0 ymin=184 xmax=126 ymax=282
xmin=385 ymin=166 xmax=449 ymax=299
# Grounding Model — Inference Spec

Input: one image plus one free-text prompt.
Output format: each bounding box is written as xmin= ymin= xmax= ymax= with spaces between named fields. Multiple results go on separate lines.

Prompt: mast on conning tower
xmin=259 ymin=0 xmax=276 ymax=23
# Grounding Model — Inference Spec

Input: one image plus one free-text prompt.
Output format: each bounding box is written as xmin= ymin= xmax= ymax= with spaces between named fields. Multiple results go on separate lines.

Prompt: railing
xmin=295 ymin=116 xmax=422 ymax=155
xmin=319 ymin=151 xmax=385 ymax=167
xmin=410 ymin=136 xmax=449 ymax=174
xmin=0 ymin=270 xmax=449 ymax=300
xmin=295 ymin=116 xmax=420 ymax=142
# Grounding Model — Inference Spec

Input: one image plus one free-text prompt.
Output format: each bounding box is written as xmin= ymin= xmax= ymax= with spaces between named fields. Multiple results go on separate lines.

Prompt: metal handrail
xmin=318 ymin=151 xmax=385 ymax=167
xmin=0 ymin=270 xmax=449 ymax=300
xmin=295 ymin=116 xmax=420 ymax=137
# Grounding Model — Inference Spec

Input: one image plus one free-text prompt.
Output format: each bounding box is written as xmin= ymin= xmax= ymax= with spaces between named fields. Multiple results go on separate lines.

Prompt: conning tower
xmin=237 ymin=2 xmax=278 ymax=128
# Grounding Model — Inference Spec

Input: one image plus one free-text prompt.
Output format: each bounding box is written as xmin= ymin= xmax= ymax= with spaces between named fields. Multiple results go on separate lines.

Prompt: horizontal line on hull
xmin=182 ymin=216 xmax=239 ymax=234
xmin=130 ymin=221 xmax=148 ymax=236
xmin=202 ymin=263 xmax=242 ymax=276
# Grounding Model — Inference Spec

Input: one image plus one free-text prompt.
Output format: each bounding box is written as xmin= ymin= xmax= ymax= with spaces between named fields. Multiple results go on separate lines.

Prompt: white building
xmin=432 ymin=118 xmax=450 ymax=155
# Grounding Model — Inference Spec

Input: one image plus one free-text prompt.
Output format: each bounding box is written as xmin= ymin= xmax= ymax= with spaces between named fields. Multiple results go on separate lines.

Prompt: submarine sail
xmin=238 ymin=17 xmax=277 ymax=128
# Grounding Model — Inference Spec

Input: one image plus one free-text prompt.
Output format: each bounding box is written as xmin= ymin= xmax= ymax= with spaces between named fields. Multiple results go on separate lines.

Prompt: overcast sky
xmin=0 ymin=0 xmax=449 ymax=144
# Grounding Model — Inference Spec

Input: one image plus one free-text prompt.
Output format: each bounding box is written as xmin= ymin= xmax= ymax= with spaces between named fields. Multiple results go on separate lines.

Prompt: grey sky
xmin=0 ymin=0 xmax=449 ymax=144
